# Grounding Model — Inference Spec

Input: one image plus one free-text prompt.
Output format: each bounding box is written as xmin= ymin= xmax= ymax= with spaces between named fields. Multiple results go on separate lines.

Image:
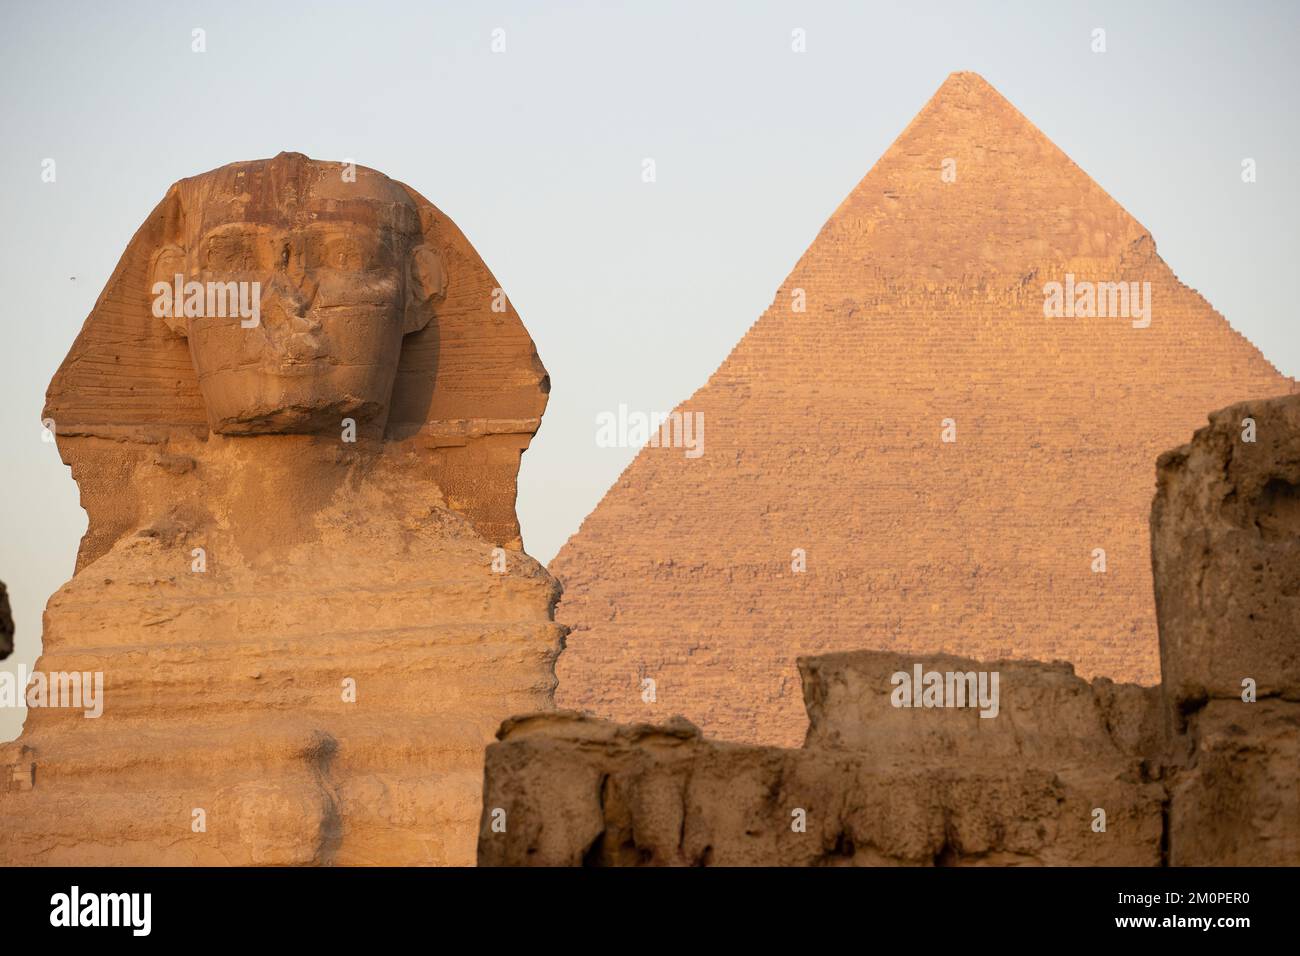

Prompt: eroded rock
xmin=1153 ymin=393 xmax=1300 ymax=865
xmin=800 ymin=650 xmax=1162 ymax=767
xmin=1152 ymin=395 xmax=1300 ymax=711
xmin=478 ymin=710 xmax=1164 ymax=867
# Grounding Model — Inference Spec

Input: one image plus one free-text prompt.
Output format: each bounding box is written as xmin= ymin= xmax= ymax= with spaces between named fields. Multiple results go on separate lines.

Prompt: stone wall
xmin=1152 ymin=395 xmax=1300 ymax=865
xmin=478 ymin=660 xmax=1166 ymax=867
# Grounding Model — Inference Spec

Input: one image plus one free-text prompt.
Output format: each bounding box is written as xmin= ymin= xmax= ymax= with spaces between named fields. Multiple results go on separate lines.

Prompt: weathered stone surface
xmin=0 ymin=153 xmax=561 ymax=865
xmin=1152 ymin=395 xmax=1300 ymax=709
xmin=552 ymin=72 xmax=1296 ymax=747
xmin=800 ymin=650 xmax=1162 ymax=768
xmin=0 ymin=581 xmax=12 ymax=660
xmin=44 ymin=151 xmax=548 ymax=558
xmin=1152 ymin=393 xmax=1300 ymax=866
xmin=1167 ymin=700 xmax=1300 ymax=866
xmin=478 ymin=712 xmax=1164 ymax=867
xmin=481 ymin=647 xmax=1169 ymax=868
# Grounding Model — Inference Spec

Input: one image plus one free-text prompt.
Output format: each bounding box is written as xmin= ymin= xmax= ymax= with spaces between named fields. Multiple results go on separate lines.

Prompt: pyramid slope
xmin=816 ymin=71 xmax=1149 ymax=284
xmin=552 ymin=72 xmax=1295 ymax=746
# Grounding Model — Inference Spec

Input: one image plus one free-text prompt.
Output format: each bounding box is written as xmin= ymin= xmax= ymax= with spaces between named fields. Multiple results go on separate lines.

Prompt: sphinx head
xmin=148 ymin=152 xmax=446 ymax=435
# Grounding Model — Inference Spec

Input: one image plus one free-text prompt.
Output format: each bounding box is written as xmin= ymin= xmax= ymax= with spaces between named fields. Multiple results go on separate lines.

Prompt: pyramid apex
xmin=929 ymin=70 xmax=1008 ymax=106
xmin=809 ymin=67 xmax=1154 ymax=282
xmin=943 ymin=70 xmax=987 ymax=83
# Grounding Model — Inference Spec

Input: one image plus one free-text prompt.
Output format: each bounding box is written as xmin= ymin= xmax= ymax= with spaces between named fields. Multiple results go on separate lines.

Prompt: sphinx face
xmin=155 ymin=157 xmax=443 ymax=435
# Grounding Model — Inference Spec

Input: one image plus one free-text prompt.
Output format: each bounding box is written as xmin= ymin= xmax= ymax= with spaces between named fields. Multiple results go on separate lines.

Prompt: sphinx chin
xmin=198 ymin=364 xmax=394 ymax=436
xmin=209 ymin=398 xmax=384 ymax=435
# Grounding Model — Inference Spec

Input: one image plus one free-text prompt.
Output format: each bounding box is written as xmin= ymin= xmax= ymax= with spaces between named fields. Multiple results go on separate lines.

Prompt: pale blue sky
xmin=2 ymin=0 xmax=1297 ymax=739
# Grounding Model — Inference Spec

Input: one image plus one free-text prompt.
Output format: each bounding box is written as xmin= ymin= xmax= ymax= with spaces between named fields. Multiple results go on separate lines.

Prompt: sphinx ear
xmin=149 ymin=244 xmax=188 ymax=337
xmin=404 ymin=244 xmax=446 ymax=334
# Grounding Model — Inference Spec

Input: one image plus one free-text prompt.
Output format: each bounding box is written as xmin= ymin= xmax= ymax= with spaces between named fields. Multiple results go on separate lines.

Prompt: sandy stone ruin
xmin=0 ymin=152 xmax=563 ymax=865
xmin=479 ymin=394 xmax=1300 ymax=866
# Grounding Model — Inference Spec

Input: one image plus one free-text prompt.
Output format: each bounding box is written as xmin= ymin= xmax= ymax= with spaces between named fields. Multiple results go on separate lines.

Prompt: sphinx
xmin=0 ymin=152 xmax=564 ymax=865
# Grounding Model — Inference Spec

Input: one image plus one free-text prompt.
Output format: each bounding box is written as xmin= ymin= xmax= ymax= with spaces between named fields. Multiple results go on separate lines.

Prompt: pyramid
xmin=551 ymin=72 xmax=1296 ymax=747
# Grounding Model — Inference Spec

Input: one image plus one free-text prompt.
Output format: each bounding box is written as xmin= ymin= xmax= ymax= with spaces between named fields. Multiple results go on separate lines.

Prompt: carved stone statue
xmin=149 ymin=153 xmax=446 ymax=435
xmin=0 ymin=153 xmax=563 ymax=865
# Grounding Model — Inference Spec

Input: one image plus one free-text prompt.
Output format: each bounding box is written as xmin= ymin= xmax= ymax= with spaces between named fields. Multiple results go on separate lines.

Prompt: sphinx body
xmin=0 ymin=154 xmax=562 ymax=865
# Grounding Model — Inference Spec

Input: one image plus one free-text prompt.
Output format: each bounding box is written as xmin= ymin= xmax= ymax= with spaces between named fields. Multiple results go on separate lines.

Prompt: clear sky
xmin=2 ymin=0 xmax=1297 ymax=740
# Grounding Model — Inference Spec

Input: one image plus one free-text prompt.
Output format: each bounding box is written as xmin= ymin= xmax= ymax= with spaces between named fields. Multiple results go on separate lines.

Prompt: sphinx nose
xmin=261 ymin=289 xmax=316 ymax=334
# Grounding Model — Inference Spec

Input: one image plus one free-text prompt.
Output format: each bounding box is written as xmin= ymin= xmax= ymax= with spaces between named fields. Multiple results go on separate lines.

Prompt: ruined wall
xmin=479 ymin=656 xmax=1166 ymax=867
xmin=1152 ymin=395 xmax=1300 ymax=865
xmin=480 ymin=395 xmax=1300 ymax=866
